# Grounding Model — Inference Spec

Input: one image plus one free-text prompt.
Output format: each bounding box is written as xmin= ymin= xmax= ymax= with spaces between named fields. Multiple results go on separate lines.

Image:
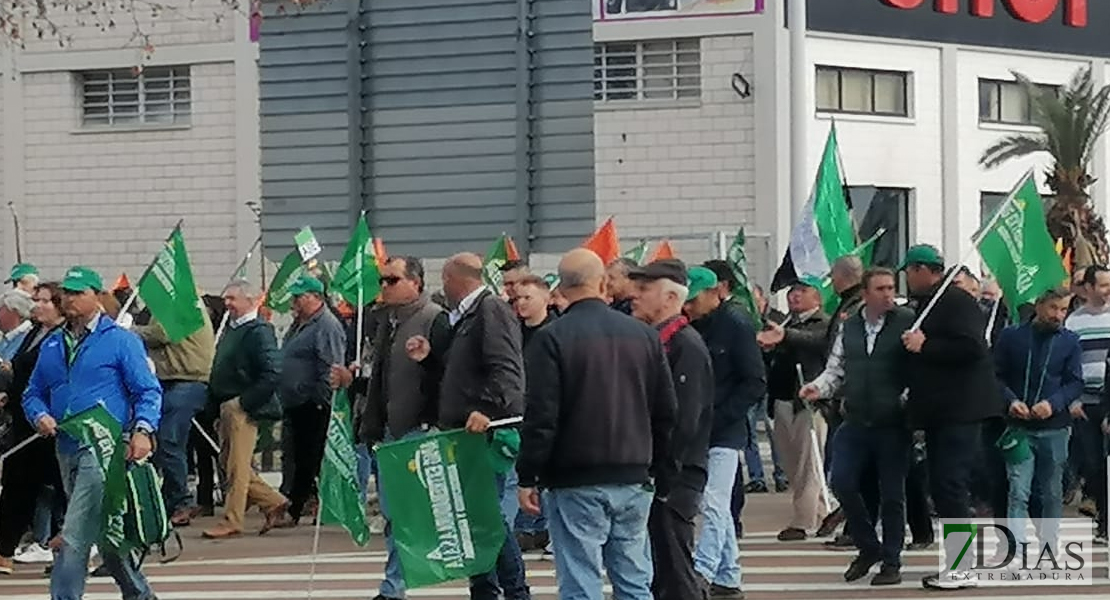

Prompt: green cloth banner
xmin=725 ymin=228 xmax=763 ymax=328
xmin=375 ymin=429 xmax=506 ymax=588
xmin=318 ymin=389 xmax=369 ymax=546
xmin=57 ymin=405 xmax=127 ymax=550
xmin=333 ymin=214 xmax=382 ymax=307
xmin=137 ymin=227 xmax=205 ymax=343
xmin=265 ymin=250 xmax=304 ymax=313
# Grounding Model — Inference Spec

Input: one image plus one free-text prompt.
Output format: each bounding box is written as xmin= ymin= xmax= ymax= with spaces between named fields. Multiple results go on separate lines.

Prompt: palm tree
xmin=980 ymin=67 xmax=1110 ymax=270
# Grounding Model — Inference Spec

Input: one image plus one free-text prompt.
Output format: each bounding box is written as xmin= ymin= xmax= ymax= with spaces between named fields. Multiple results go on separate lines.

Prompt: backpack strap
xmin=658 ymin=316 xmax=689 ymax=354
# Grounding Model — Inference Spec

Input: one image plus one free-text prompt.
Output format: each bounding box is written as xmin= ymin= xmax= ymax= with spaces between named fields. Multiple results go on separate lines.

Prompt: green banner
xmin=264 ymin=250 xmax=304 ymax=313
xmin=481 ymin=234 xmax=518 ymax=292
xmin=332 ymin=214 xmax=382 ymax=307
xmin=725 ymin=228 xmax=763 ymax=328
xmin=623 ymin=240 xmax=648 ymax=265
xmin=318 ymin=390 xmax=369 ymax=546
xmin=57 ymin=405 xmax=127 ymax=550
xmin=137 ymin=227 xmax=205 ymax=343
xmin=375 ymin=429 xmax=506 ymax=588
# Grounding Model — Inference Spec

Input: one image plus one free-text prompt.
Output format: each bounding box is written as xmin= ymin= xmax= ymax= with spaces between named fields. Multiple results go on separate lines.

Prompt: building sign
xmin=594 ymin=0 xmax=761 ymax=21
xmin=808 ymin=0 xmax=1108 ymax=57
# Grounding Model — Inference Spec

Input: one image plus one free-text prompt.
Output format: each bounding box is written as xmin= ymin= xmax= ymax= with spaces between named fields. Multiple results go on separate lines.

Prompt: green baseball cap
xmin=61 ymin=266 xmax=104 ymax=292
xmin=7 ymin=263 xmax=37 ymax=283
xmin=287 ymin=275 xmax=325 ymax=297
xmin=685 ymin=266 xmax=719 ymax=302
xmin=898 ymin=244 xmax=945 ymax=271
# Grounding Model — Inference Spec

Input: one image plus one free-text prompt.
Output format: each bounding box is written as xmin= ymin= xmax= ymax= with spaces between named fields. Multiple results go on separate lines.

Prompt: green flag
xmin=265 ymin=250 xmax=305 ymax=313
xmin=623 ymin=240 xmax=648 ymax=265
xmin=333 ymin=215 xmax=382 ymax=307
xmin=137 ymin=227 xmax=205 ymax=343
xmin=482 ymin=234 xmax=520 ymax=292
xmin=375 ymin=429 xmax=506 ymax=588
xmin=802 ymin=228 xmax=886 ymax=314
xmin=318 ymin=389 xmax=369 ymax=546
xmin=725 ymin=228 xmax=763 ymax=327
xmin=975 ymin=173 xmax=1067 ymax=317
xmin=57 ymin=405 xmax=127 ymax=550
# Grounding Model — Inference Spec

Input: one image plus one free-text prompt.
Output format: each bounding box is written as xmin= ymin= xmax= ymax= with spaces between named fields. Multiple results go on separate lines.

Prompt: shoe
xmin=708 ymin=583 xmax=745 ymax=599
xmin=775 ymin=480 xmax=790 ymax=493
xmin=777 ymin=527 xmax=806 ymax=542
xmin=260 ymin=502 xmax=295 ymax=535
xmin=824 ymin=532 xmax=856 ymax=551
xmin=844 ymin=554 xmax=880 ymax=582
xmin=89 ymin=563 xmax=111 ymax=577
xmin=922 ymin=570 xmax=978 ymax=590
xmin=906 ymin=539 xmax=935 ymax=551
xmin=1094 ymin=531 xmax=1108 ymax=547
xmin=744 ymin=480 xmax=768 ymax=494
xmin=371 ymin=596 xmax=402 ymax=600
xmin=13 ymin=542 xmax=53 ymax=564
xmin=170 ymin=507 xmax=193 ymax=527
xmin=1079 ymin=498 xmax=1097 ymax=518
xmin=816 ymin=508 xmax=844 ymax=537
xmin=0 ymin=556 xmax=13 ymax=575
xmin=871 ymin=564 xmax=902 ymax=586
xmin=202 ymin=523 xmax=243 ymax=539
xmin=196 ymin=505 xmax=216 ymax=518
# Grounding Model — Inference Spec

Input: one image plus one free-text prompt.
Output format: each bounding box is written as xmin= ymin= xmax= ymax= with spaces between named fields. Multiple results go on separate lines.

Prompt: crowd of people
xmin=0 ymin=239 xmax=1108 ymax=600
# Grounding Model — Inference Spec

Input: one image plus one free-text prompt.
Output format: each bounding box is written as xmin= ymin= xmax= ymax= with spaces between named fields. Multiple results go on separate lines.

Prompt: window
xmin=846 ymin=186 xmax=911 ymax=271
xmin=593 ymin=39 xmax=700 ymax=102
xmin=979 ymin=79 xmax=1058 ymax=125
xmin=81 ymin=66 xmax=191 ymax=127
xmin=816 ymin=66 xmax=909 ymax=117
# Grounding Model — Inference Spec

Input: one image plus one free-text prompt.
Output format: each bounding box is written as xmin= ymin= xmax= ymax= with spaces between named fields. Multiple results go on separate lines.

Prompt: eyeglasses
xmin=379 ymin=276 xmax=403 ymax=286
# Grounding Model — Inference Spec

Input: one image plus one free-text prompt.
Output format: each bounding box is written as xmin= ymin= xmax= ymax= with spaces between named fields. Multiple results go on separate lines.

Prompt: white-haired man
xmin=0 ymin=289 xmax=34 ymax=362
xmin=6 ymin=264 xmax=38 ymax=295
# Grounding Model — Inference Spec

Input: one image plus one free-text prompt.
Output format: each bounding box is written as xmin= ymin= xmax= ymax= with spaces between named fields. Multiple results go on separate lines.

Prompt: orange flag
xmin=373 ymin=238 xmax=388 ymax=269
xmin=582 ymin=217 xmax=620 ymax=265
xmin=111 ymin=273 xmax=131 ymax=291
xmin=505 ymin=236 xmax=521 ymax=262
xmin=647 ymin=240 xmax=676 ymax=262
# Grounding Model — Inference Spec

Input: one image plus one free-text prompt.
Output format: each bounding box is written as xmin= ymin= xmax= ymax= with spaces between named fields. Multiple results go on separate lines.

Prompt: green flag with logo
xmin=265 ymin=250 xmax=304 ymax=313
xmin=333 ymin=214 xmax=382 ymax=307
xmin=57 ymin=405 xmax=127 ymax=550
xmin=623 ymin=240 xmax=648 ymax=265
xmin=318 ymin=389 xmax=369 ymax=545
xmin=975 ymin=172 xmax=1067 ymax=318
xmin=482 ymin=234 xmax=521 ymax=292
xmin=725 ymin=228 xmax=763 ymax=327
xmin=136 ymin=226 xmax=205 ymax=343
xmin=375 ymin=429 xmax=506 ymax=588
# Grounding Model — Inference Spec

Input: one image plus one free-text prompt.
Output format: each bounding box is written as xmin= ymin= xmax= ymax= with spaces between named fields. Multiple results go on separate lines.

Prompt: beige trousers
xmin=218 ymin=399 xmax=286 ymax=531
xmin=772 ymin=399 xmax=830 ymax=531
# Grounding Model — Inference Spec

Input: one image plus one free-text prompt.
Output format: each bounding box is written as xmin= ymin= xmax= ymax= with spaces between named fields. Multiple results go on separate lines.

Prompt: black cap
xmin=629 ymin=259 xmax=689 ymax=286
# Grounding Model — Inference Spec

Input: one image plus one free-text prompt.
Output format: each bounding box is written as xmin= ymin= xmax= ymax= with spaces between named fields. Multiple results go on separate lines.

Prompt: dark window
xmin=816 ymin=66 xmax=909 ymax=117
xmin=980 ymin=191 xmax=1055 ymax=229
xmin=846 ymin=186 xmax=911 ymax=272
xmin=978 ymin=79 xmax=1059 ymax=125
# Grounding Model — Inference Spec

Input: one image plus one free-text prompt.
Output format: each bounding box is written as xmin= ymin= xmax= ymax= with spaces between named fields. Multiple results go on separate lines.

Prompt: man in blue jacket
xmin=994 ymin=286 xmax=1083 ymax=558
xmin=22 ymin=266 xmax=163 ymax=600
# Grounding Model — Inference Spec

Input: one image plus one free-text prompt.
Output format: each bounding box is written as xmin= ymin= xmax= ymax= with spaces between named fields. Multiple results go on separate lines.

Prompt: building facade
xmin=0 ymin=0 xmax=260 ymax=290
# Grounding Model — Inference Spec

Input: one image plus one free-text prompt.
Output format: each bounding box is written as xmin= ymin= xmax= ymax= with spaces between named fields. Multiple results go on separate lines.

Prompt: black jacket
xmin=2 ymin=324 xmax=59 ymax=440
xmin=906 ymin=282 xmax=1000 ymax=428
xmin=438 ymin=289 xmax=525 ymax=429
xmin=517 ymin=299 xmax=678 ymax=491
xmin=692 ymin=303 xmax=767 ymax=449
xmin=658 ymin=316 xmax=714 ymax=494
xmin=767 ymin=310 xmax=830 ymax=400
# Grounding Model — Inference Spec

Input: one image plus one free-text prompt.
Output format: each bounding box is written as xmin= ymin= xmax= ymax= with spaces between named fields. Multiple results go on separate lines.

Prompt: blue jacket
xmin=691 ymin=302 xmax=767 ymax=449
xmin=994 ymin=322 xmax=1083 ymax=430
xmin=22 ymin=315 xmax=163 ymax=454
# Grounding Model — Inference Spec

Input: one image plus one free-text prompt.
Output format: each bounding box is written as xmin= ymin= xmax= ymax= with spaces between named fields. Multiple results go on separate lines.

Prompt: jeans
xmin=515 ymin=509 xmax=547 ymax=534
xmin=744 ymin=402 xmax=785 ymax=486
xmin=926 ymin=423 xmax=982 ymax=570
xmin=694 ymin=447 xmax=742 ymax=589
xmin=830 ymin=423 xmax=911 ymax=567
xmin=376 ymin=429 xmax=425 ymax=599
xmin=471 ymin=471 xmax=530 ymax=600
xmin=355 ymin=443 xmax=372 ymax=505
xmin=153 ymin=380 xmax=209 ymax=512
xmin=1006 ymin=427 xmax=1070 ymax=548
xmin=53 ymin=448 xmax=154 ymax=600
xmin=544 ymin=484 xmax=653 ymax=600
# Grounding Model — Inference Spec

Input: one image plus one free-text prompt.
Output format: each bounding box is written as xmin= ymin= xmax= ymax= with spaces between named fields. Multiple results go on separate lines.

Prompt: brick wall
xmin=20 ymin=62 xmax=239 ymax=288
xmin=593 ymin=33 xmax=757 ymax=262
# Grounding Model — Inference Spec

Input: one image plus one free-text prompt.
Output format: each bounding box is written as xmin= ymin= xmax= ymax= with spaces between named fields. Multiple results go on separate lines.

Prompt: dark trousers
xmin=730 ymin=465 xmax=745 ymax=527
xmin=975 ymin=417 xmax=1009 ymax=520
xmin=925 ymin=423 xmax=981 ymax=567
xmin=285 ymin=402 xmax=330 ymax=520
xmin=649 ymin=488 xmax=705 ymax=600
xmin=830 ymin=423 xmax=911 ymax=567
xmin=0 ymin=437 xmax=63 ymax=557
xmin=1073 ymin=403 xmax=1109 ymax=533
xmin=190 ymin=408 xmax=220 ymax=509
xmin=905 ymin=454 xmax=933 ymax=542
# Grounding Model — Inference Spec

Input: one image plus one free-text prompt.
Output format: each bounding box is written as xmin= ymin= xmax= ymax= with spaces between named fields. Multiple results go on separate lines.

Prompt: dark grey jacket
xmin=280 ymin=306 xmax=347 ymax=408
xmin=438 ymin=288 xmax=525 ymax=428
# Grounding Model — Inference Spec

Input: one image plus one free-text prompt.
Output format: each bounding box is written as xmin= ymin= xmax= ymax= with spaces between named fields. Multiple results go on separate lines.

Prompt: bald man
xmin=517 ymin=249 xmax=678 ymax=600
xmin=435 ymin=252 xmax=531 ymax=600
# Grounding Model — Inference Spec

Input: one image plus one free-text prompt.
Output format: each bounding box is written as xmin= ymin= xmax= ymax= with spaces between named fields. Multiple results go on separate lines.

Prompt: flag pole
xmin=985 ymin=298 xmax=1002 ymax=345
xmin=7 ymin=202 xmax=23 ymax=263
xmin=117 ymin=219 xmax=185 ymax=322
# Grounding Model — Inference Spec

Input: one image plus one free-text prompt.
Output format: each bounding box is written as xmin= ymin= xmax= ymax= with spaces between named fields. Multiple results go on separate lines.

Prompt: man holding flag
xmin=22 ymin=266 xmax=163 ymax=600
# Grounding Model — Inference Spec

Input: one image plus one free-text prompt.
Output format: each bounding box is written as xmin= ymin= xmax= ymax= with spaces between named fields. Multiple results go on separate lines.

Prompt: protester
xmin=995 ymin=287 xmax=1083 ymax=554
xmin=517 ymin=248 xmax=677 ymax=600
xmin=500 ymin=260 xmax=530 ymax=302
xmin=202 ymin=279 xmax=289 ymax=539
xmin=7 ymin=263 xmax=38 ymax=295
xmin=756 ymin=281 xmax=830 ymax=542
xmin=899 ymin=245 xmax=998 ymax=590
xmin=630 ymin=259 xmax=714 ymax=600
xmin=277 ymin=275 xmax=346 ymax=526
xmin=135 ymin=304 xmax=215 ymax=527
xmin=606 ymin=257 xmax=637 ymax=314
xmin=22 ymin=266 xmax=162 ymax=599
xmin=686 ymin=266 xmax=766 ymax=599
xmin=0 ymin=290 xmax=33 ymax=361
xmin=0 ymin=283 xmax=66 ymax=574
xmin=741 ymin=283 xmax=788 ymax=495
xmin=802 ymin=267 xmax=915 ymax=586
xmin=436 ymin=252 xmax=531 ymax=600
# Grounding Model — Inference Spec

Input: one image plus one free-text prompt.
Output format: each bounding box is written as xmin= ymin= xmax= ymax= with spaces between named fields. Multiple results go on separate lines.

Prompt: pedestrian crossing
xmin=1 ymin=530 xmax=1107 ymax=599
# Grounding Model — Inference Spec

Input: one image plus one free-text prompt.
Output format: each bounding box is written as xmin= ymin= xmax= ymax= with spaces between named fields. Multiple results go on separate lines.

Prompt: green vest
xmin=840 ymin=307 xmax=914 ymax=428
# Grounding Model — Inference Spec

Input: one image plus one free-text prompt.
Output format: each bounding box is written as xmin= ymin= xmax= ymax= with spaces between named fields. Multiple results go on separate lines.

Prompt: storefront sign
xmin=881 ymin=0 xmax=1086 ymax=27
xmin=594 ymin=0 xmax=761 ymax=21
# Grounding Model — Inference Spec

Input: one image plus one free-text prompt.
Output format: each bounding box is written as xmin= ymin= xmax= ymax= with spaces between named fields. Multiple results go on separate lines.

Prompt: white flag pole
xmin=985 ymin=298 xmax=1002 ymax=345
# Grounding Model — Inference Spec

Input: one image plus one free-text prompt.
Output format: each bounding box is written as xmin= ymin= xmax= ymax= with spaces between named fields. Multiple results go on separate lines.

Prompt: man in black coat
xmin=630 ymin=259 xmax=714 ymax=600
xmin=898 ymin=244 xmax=998 ymax=591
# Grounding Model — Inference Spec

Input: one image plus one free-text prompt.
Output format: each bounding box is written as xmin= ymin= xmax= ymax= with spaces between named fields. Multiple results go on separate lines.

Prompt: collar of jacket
xmin=454 ymin=288 xmax=492 ymax=324
xmin=565 ymin=297 xmax=608 ymax=314
xmin=787 ymin=309 xmax=825 ymax=326
xmin=389 ymin=293 xmax=430 ymax=323
xmin=838 ymin=283 xmax=863 ymax=302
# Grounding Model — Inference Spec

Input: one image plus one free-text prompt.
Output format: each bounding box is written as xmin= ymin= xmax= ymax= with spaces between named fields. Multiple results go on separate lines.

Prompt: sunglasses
xmin=379 ymin=276 xmax=403 ymax=286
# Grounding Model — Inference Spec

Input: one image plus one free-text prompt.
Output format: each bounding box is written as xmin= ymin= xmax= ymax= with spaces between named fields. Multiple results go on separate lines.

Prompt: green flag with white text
xmin=318 ymin=389 xmax=369 ymax=546
xmin=333 ymin=215 xmax=382 ymax=307
xmin=265 ymin=250 xmax=305 ymax=313
xmin=725 ymin=228 xmax=763 ymax=327
xmin=136 ymin=227 xmax=205 ymax=343
xmin=375 ymin=429 xmax=506 ymax=588
xmin=57 ymin=405 xmax=127 ymax=550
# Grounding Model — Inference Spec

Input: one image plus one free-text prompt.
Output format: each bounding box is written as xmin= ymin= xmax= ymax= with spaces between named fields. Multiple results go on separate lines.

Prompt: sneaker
xmin=372 ymin=596 xmax=403 ymax=600
xmin=824 ymin=532 xmax=855 ymax=551
xmin=0 ymin=556 xmax=13 ymax=575
xmin=708 ymin=583 xmax=745 ymax=599
xmin=14 ymin=542 xmax=53 ymax=564
xmin=844 ymin=554 xmax=880 ymax=582
xmin=775 ymin=480 xmax=790 ymax=493
xmin=744 ymin=480 xmax=768 ymax=494
xmin=816 ymin=508 xmax=844 ymax=537
xmin=871 ymin=564 xmax=902 ymax=586
xmin=922 ymin=570 xmax=978 ymax=590
xmin=777 ymin=527 xmax=807 ymax=542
